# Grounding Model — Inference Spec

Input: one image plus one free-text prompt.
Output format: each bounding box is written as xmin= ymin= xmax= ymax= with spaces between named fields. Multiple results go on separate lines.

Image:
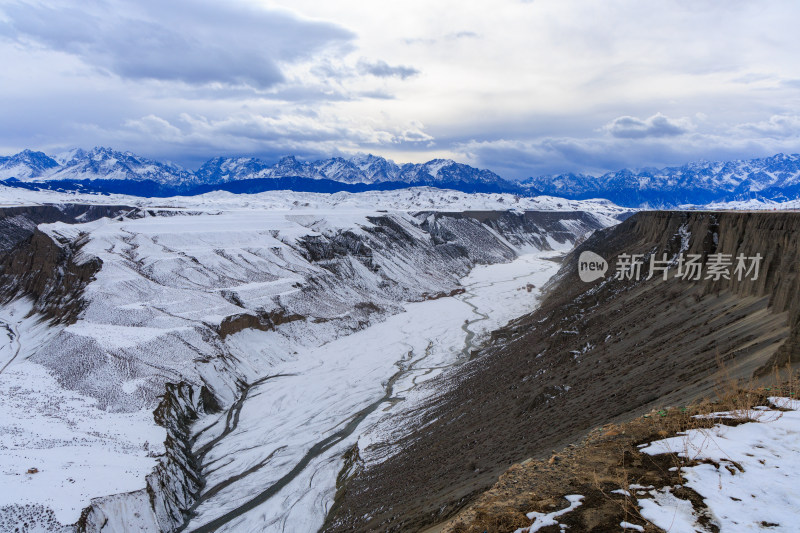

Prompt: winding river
xmin=183 ymin=250 xmax=565 ymax=532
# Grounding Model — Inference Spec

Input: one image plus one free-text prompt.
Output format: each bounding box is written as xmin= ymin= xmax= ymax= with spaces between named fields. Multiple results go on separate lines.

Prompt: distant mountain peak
xmin=5 ymin=147 xmax=800 ymax=206
xmin=0 ymin=149 xmax=59 ymax=179
xmin=524 ymin=152 xmax=800 ymax=207
xmin=0 ymin=148 xmax=524 ymax=196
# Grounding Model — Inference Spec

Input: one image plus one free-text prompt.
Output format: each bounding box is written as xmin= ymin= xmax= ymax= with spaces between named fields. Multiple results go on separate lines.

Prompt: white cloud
xmin=125 ymin=115 xmax=183 ymax=142
xmin=2 ymin=0 xmax=800 ymax=176
xmin=735 ymin=114 xmax=800 ymax=139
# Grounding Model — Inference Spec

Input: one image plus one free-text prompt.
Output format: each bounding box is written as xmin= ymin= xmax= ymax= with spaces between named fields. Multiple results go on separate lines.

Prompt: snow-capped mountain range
xmin=195 ymin=153 xmax=500 ymax=186
xmin=0 ymin=147 xmax=193 ymax=184
xmin=3 ymin=147 xmax=800 ymax=206
xmin=522 ymin=153 xmax=800 ymax=207
xmin=0 ymin=147 xmax=521 ymax=196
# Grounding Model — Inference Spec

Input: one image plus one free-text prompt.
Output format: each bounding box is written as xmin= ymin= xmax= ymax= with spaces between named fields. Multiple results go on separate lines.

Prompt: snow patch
xmin=514 ymin=494 xmax=584 ymax=533
xmin=637 ymin=397 xmax=800 ymax=532
xmin=0 ymin=361 xmax=163 ymax=525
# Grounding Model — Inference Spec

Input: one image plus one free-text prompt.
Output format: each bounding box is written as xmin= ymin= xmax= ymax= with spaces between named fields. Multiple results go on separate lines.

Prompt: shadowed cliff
xmin=324 ymin=211 xmax=800 ymax=532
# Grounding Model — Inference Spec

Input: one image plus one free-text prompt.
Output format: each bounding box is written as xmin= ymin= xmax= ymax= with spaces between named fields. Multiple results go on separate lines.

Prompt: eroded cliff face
xmin=324 ymin=211 xmax=800 ymax=532
xmin=0 ymin=205 xmax=134 ymax=253
xmin=0 ymin=205 xmax=133 ymax=323
xmin=0 ymin=206 xmax=608 ymax=532
xmin=547 ymin=211 xmax=800 ymax=378
xmin=0 ymin=229 xmax=102 ymax=324
xmin=78 ymin=383 xmax=213 ymax=533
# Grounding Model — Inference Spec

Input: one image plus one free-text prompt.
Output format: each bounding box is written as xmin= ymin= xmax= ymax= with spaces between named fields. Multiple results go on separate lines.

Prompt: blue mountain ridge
xmin=521 ymin=153 xmax=800 ymax=207
xmin=2 ymin=147 xmax=800 ymax=206
xmin=0 ymin=148 xmax=524 ymax=197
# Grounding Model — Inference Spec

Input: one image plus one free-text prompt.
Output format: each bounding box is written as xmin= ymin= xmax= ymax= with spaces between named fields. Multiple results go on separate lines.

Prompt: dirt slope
xmin=323 ymin=211 xmax=800 ymax=532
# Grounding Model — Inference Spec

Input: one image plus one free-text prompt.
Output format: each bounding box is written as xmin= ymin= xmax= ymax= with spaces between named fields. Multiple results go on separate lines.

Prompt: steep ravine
xmin=189 ymin=262 xmax=547 ymax=533
xmin=324 ymin=211 xmax=800 ymax=532
xmin=0 ymin=207 xmax=609 ymax=532
xmin=178 ymin=212 xmax=608 ymax=532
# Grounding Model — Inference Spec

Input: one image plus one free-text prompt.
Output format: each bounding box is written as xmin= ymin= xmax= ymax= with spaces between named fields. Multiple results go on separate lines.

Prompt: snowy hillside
xmin=499 ymin=397 xmax=800 ymax=533
xmin=637 ymin=397 xmax=800 ymax=532
xmin=0 ymin=192 xmax=619 ymax=532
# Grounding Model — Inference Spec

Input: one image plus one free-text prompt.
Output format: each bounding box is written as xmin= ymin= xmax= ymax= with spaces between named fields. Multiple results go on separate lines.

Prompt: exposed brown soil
xmin=0 ymin=229 xmax=103 ymax=324
xmin=217 ymin=309 xmax=306 ymax=338
xmin=436 ymin=382 xmax=796 ymax=533
xmin=323 ymin=211 xmax=800 ymax=532
xmin=421 ymin=288 xmax=467 ymax=301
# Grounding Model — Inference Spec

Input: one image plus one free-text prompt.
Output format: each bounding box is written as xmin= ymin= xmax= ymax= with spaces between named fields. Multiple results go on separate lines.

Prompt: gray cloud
xmin=0 ymin=0 xmax=354 ymax=89
xmin=449 ymin=31 xmax=480 ymax=39
xmin=357 ymin=59 xmax=419 ymax=79
xmin=452 ymin=122 xmax=800 ymax=180
xmin=604 ymin=113 xmax=691 ymax=139
xmin=82 ymin=109 xmax=435 ymax=170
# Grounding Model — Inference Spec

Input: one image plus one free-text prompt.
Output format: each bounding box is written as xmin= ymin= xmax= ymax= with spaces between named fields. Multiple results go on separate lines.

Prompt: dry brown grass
xmin=437 ymin=365 xmax=799 ymax=533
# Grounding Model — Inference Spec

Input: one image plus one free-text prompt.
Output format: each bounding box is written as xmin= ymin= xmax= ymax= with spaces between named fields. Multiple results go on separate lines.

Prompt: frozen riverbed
xmin=185 ymin=250 xmax=566 ymax=532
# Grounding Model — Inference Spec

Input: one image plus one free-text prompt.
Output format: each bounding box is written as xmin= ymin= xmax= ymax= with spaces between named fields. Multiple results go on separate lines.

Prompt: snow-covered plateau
xmin=0 ymin=188 xmax=623 ymax=532
xmin=0 ymin=183 xmax=630 ymax=216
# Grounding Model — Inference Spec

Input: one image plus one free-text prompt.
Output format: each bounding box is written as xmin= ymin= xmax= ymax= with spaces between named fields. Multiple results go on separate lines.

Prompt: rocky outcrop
xmin=0 ymin=205 xmax=133 ymax=324
xmin=324 ymin=211 xmax=800 ymax=532
xmin=0 ymin=205 xmax=133 ymax=252
xmin=217 ymin=309 xmax=305 ymax=338
xmin=0 ymin=229 xmax=100 ymax=324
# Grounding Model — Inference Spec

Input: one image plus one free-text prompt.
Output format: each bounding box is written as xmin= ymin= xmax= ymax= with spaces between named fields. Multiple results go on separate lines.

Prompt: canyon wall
xmin=324 ymin=211 xmax=800 ymax=532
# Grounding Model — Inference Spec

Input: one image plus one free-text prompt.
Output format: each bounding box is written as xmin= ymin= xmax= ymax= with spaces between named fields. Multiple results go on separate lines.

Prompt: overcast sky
xmin=1 ymin=0 xmax=799 ymax=178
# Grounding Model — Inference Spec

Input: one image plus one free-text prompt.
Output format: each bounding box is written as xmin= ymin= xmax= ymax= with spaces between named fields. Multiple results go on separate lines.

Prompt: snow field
xmin=0 ymin=191 xmax=612 ymax=529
